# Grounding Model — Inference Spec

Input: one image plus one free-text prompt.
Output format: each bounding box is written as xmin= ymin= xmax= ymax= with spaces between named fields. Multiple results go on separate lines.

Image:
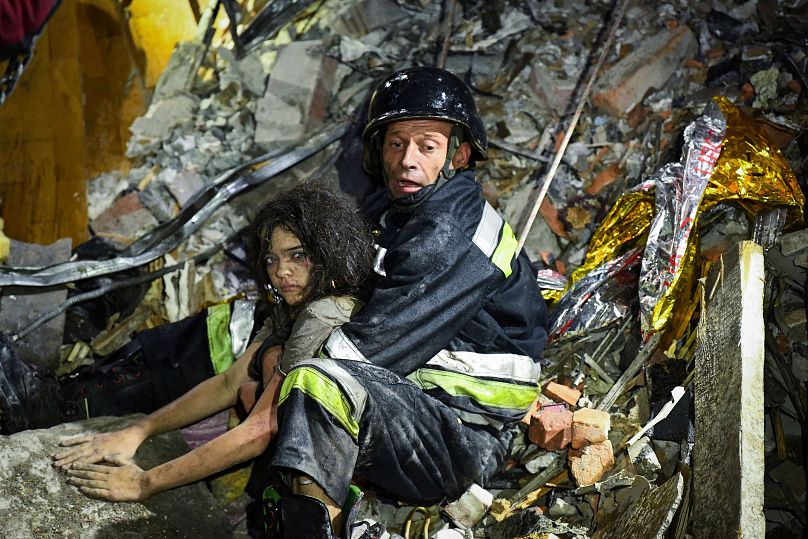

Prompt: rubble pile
xmin=0 ymin=0 xmax=806 ymax=537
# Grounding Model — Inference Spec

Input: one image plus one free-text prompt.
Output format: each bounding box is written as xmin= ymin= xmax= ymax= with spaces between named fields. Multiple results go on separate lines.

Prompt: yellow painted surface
xmin=127 ymin=0 xmax=198 ymax=88
xmin=0 ymin=0 xmax=195 ymax=245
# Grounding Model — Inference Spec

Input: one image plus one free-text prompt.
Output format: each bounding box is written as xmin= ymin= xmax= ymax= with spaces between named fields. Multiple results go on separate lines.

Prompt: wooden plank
xmin=692 ymin=241 xmax=765 ymax=537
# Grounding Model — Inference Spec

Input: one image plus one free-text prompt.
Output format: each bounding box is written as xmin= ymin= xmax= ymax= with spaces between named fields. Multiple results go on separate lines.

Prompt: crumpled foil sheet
xmin=551 ymin=96 xmax=805 ymax=341
xmin=639 ymin=102 xmax=726 ymax=334
xmin=548 ymin=248 xmax=642 ymax=343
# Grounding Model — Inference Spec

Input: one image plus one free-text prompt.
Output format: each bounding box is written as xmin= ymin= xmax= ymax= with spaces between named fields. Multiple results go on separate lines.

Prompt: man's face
xmin=382 ymin=119 xmax=469 ymax=199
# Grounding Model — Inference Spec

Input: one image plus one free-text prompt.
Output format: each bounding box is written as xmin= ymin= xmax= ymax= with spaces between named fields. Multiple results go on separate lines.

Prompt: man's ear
xmin=451 ymin=142 xmax=472 ymax=169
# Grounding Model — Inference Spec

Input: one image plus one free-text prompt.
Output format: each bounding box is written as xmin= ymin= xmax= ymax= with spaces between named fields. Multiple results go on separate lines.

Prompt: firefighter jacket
xmin=325 ymin=169 xmax=549 ymax=428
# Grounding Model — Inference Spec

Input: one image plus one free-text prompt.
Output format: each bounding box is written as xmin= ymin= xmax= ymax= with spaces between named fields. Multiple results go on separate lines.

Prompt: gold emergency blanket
xmin=554 ymin=96 xmax=804 ymax=340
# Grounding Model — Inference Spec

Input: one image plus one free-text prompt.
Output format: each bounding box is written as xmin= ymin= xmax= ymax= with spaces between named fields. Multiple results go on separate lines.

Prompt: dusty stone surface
xmin=693 ymin=241 xmax=765 ymax=537
xmin=593 ymin=472 xmax=683 ymax=539
xmin=0 ymin=415 xmax=232 ymax=538
xmin=0 ymin=238 xmax=72 ymax=371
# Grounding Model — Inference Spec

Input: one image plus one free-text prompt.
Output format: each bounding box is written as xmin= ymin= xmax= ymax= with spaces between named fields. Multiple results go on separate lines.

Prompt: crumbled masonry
xmin=1 ymin=0 xmax=806 ymax=536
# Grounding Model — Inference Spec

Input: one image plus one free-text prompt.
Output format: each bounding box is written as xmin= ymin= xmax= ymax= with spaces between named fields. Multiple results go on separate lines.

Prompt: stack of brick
xmin=527 ymin=381 xmax=616 ymax=487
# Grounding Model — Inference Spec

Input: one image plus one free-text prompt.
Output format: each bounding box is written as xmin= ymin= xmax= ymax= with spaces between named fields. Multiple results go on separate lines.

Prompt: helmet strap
xmin=438 ymin=125 xmax=465 ymax=182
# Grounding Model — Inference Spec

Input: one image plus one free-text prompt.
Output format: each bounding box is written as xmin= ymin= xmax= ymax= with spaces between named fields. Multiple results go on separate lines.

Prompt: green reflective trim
xmin=278 ymin=367 xmax=360 ymax=440
xmin=207 ymin=303 xmax=235 ymax=375
xmin=409 ymin=368 xmax=538 ymax=410
xmin=491 ymin=222 xmax=517 ymax=278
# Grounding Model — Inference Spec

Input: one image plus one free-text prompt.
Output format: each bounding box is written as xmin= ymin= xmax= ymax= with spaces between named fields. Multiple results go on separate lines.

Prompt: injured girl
xmin=52 ymin=181 xmax=375 ymax=526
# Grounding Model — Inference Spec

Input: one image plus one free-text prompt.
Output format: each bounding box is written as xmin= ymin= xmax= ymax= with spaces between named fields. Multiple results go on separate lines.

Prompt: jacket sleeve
xmin=334 ymin=213 xmax=501 ymax=376
xmin=279 ymin=297 xmax=356 ymax=373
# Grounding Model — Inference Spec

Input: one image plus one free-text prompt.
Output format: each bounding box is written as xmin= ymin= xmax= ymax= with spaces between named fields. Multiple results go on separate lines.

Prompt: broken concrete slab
xmin=593 ymin=472 xmax=684 ymax=539
xmin=331 ymin=0 xmax=408 ymax=39
xmin=592 ymin=25 xmax=697 ymax=116
xmin=0 ymin=238 xmax=72 ymax=371
xmin=254 ymin=40 xmax=336 ymax=150
xmin=693 ymin=241 xmax=765 ymax=537
xmin=0 ymin=415 xmax=231 ymax=538
xmin=89 ymin=192 xmax=160 ymax=249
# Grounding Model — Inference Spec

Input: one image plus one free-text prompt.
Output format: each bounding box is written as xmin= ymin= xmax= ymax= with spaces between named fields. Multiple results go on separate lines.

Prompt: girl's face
xmin=265 ymin=227 xmax=313 ymax=306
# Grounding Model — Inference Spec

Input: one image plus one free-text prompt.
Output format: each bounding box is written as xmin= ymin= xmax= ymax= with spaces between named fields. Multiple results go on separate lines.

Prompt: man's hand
xmin=261 ymin=344 xmax=283 ymax=387
xmin=52 ymin=426 xmax=146 ymax=470
xmin=66 ymin=456 xmax=151 ymax=502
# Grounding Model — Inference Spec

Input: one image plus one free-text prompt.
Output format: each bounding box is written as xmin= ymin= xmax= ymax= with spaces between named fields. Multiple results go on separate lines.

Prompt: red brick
xmin=741 ymin=82 xmax=755 ymax=103
xmin=586 ymin=163 xmax=624 ymax=195
xmin=572 ymin=408 xmax=610 ymax=449
xmin=521 ymin=395 xmax=542 ymax=427
xmin=569 ymin=440 xmax=615 ymax=486
xmin=544 ymin=381 xmax=581 ymax=406
xmin=529 ymin=404 xmax=573 ymax=450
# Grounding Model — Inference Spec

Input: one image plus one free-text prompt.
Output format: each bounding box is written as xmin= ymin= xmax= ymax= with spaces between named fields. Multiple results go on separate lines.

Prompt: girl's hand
xmin=66 ymin=456 xmax=151 ymax=502
xmin=53 ymin=426 xmax=145 ymax=470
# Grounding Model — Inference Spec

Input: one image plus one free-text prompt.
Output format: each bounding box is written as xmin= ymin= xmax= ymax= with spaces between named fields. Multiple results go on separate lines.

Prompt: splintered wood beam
xmin=693 ymin=241 xmax=765 ymax=537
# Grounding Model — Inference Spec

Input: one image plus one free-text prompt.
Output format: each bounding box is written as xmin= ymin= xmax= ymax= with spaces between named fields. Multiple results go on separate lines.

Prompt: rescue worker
xmin=268 ymin=66 xmax=549 ymax=537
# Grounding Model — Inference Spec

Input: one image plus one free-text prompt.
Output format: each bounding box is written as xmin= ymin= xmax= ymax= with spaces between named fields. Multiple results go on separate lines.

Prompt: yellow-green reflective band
xmin=491 ymin=222 xmax=517 ymax=278
xmin=409 ymin=368 xmax=538 ymax=410
xmin=278 ymin=367 xmax=360 ymax=440
xmin=207 ymin=303 xmax=235 ymax=374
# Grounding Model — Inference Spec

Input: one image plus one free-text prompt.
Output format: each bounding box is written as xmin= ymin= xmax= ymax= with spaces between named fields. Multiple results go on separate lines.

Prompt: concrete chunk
xmin=254 ymin=40 xmax=336 ymax=150
xmin=593 ymin=472 xmax=684 ymax=539
xmin=592 ymin=26 xmax=697 ymax=116
xmin=0 ymin=238 xmax=72 ymax=371
xmin=0 ymin=415 xmax=231 ymax=537
xmin=693 ymin=241 xmax=765 ymax=537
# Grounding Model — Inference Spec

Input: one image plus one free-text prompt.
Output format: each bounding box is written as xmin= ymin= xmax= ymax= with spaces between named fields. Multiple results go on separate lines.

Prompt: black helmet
xmin=362 ymin=67 xmax=488 ymax=176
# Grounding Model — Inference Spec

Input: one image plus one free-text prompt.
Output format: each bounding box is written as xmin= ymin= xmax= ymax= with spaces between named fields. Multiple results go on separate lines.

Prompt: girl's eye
xmin=265 ymin=256 xmax=277 ymax=266
xmin=292 ymin=252 xmax=308 ymax=262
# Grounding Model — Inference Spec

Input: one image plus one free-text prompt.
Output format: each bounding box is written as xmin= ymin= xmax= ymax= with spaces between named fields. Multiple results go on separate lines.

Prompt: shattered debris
xmin=1 ymin=0 xmax=807 ymax=536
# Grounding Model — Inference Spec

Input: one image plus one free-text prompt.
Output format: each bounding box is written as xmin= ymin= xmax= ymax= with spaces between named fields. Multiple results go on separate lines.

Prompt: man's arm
xmin=333 ymin=215 xmax=499 ymax=375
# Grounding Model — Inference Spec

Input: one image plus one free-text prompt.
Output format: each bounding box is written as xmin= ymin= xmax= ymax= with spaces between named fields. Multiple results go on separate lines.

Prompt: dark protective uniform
xmin=270 ymin=169 xmax=549 ymax=506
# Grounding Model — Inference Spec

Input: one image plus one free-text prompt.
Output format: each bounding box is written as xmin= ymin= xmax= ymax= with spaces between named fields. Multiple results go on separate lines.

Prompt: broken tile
xmin=90 ymin=192 xmax=160 ymax=248
xmin=443 ymin=483 xmax=493 ymax=529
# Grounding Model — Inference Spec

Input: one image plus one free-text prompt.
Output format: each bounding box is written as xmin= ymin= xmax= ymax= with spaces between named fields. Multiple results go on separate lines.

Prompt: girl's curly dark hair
xmin=250 ymin=180 xmax=376 ymax=319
